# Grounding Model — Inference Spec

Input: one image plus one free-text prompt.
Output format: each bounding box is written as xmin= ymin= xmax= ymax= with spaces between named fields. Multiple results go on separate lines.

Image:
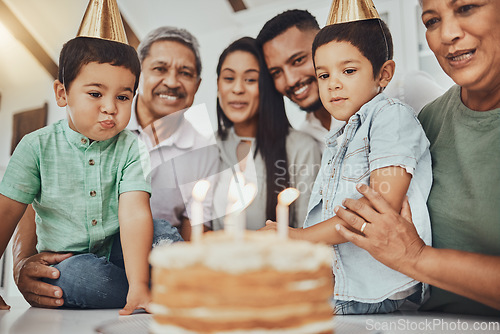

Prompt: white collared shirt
xmin=298 ymin=113 xmax=344 ymax=154
xmin=128 ymin=99 xmax=219 ymax=227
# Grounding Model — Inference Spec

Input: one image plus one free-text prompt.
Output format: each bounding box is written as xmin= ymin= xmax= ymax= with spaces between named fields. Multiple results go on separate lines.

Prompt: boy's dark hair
xmin=256 ymin=9 xmax=320 ymax=46
xmin=312 ymin=19 xmax=393 ymax=78
xmin=216 ymin=37 xmax=290 ymax=222
xmin=58 ymin=37 xmax=141 ymax=92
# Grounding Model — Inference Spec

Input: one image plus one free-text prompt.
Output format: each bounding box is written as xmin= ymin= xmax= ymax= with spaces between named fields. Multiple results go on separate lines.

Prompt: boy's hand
xmin=0 ymin=295 xmax=11 ymax=310
xmin=259 ymin=220 xmax=278 ymax=231
xmin=259 ymin=221 xmax=303 ymax=240
xmin=119 ymin=283 xmax=151 ymax=316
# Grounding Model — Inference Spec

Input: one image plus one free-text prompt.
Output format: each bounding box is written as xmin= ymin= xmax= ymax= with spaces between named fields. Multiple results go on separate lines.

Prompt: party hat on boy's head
xmin=77 ymin=0 xmax=128 ymax=44
xmin=326 ymin=0 xmax=380 ymax=25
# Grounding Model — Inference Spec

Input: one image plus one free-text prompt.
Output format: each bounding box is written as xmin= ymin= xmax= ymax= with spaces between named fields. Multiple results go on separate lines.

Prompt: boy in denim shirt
xmin=0 ymin=36 xmax=177 ymax=314
xmin=264 ymin=19 xmax=432 ymax=314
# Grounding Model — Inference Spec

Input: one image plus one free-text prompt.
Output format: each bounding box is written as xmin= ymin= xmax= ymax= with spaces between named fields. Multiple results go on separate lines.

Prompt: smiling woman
xmin=212 ymin=36 xmax=320 ymax=231
xmin=421 ymin=0 xmax=500 ymax=111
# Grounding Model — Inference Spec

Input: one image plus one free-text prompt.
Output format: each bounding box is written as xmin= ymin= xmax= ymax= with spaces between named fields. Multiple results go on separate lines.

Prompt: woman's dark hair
xmin=312 ymin=19 xmax=393 ymax=78
xmin=58 ymin=37 xmax=141 ymax=92
xmin=216 ymin=37 xmax=290 ymax=222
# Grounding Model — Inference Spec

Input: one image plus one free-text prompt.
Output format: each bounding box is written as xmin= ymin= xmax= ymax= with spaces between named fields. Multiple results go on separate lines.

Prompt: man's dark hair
xmin=256 ymin=9 xmax=320 ymax=46
xmin=58 ymin=37 xmax=141 ymax=92
xmin=216 ymin=37 xmax=291 ymax=222
xmin=312 ymin=19 xmax=393 ymax=78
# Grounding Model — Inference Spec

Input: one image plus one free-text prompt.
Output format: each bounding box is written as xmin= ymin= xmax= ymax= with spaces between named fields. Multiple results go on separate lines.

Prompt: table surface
xmin=1 ymin=296 xmax=499 ymax=334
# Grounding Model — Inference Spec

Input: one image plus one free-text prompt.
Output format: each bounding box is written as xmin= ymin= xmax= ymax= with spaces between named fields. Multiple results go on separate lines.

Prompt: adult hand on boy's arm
xmin=335 ymin=184 xmax=500 ymax=310
xmin=334 ymin=184 xmax=424 ymax=273
xmin=12 ymin=206 xmax=72 ymax=308
xmin=117 ymin=191 xmax=153 ymax=315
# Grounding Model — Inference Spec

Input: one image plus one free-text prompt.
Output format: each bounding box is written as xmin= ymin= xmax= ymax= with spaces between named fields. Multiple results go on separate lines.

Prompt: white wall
xmin=0 ymin=0 xmax=454 ymax=171
xmin=0 ymin=79 xmax=65 ymax=170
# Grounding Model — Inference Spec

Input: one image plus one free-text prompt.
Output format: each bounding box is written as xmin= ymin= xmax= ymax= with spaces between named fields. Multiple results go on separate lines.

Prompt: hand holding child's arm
xmin=117 ymin=191 xmax=153 ymax=315
xmin=335 ymin=183 xmax=500 ymax=310
xmin=291 ymin=166 xmax=412 ymax=245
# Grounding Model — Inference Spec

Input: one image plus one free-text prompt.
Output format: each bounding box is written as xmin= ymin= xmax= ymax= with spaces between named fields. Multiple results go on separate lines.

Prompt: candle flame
xmin=192 ymin=180 xmax=210 ymax=202
xmin=229 ymin=183 xmax=257 ymax=213
xmin=278 ymin=188 xmax=300 ymax=206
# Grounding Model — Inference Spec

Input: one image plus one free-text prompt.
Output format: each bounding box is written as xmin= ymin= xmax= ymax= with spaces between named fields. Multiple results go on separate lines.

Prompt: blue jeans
xmin=42 ymin=219 xmax=183 ymax=309
xmin=334 ymin=285 xmax=423 ymax=315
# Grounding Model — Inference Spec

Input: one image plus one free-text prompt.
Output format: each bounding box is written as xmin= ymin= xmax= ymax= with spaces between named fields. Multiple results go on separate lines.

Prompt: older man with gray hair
xmin=129 ymin=26 xmax=218 ymax=240
xmin=11 ymin=26 xmax=219 ymax=308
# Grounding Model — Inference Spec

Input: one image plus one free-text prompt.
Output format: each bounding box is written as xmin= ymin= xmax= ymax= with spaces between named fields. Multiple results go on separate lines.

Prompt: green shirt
xmin=418 ymin=85 xmax=500 ymax=316
xmin=0 ymin=119 xmax=151 ymax=258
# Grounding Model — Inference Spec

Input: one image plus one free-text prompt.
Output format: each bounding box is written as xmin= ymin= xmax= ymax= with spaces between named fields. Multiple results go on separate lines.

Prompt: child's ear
xmin=378 ymin=60 xmax=396 ymax=88
xmin=53 ymin=80 xmax=67 ymax=107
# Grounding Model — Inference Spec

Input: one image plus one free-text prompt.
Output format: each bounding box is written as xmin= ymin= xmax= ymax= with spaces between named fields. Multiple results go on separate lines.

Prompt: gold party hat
xmin=77 ymin=0 xmax=128 ymax=44
xmin=326 ymin=0 xmax=380 ymax=25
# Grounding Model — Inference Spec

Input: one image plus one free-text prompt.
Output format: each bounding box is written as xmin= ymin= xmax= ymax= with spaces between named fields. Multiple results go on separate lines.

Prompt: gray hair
xmin=137 ymin=26 xmax=202 ymax=77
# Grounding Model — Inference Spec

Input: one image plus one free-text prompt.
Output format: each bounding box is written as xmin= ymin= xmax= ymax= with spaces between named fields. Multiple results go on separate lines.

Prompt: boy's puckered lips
xmin=99 ymin=120 xmax=116 ymax=129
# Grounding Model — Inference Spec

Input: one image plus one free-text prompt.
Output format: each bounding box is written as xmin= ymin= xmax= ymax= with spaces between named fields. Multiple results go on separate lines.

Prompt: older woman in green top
xmin=334 ymin=0 xmax=500 ymax=316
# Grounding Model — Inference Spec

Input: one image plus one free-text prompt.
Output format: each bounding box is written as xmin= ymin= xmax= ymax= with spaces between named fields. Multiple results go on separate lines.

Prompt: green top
xmin=0 ymin=119 xmax=151 ymax=258
xmin=418 ymin=85 xmax=500 ymax=316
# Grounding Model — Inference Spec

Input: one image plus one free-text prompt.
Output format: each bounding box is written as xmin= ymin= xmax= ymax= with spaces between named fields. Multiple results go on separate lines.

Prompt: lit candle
xmin=224 ymin=173 xmax=256 ymax=240
xmin=276 ymin=188 xmax=300 ymax=239
xmin=233 ymin=183 xmax=256 ymax=241
xmin=224 ymin=173 xmax=245 ymax=235
xmin=191 ymin=180 xmax=210 ymax=243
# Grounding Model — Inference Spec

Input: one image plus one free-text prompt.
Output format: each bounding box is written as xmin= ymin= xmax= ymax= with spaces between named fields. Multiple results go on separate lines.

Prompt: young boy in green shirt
xmin=0 ymin=36 xmax=157 ymax=314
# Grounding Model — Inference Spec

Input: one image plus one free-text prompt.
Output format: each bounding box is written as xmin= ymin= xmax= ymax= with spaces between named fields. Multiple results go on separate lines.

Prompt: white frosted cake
xmin=149 ymin=231 xmax=334 ymax=334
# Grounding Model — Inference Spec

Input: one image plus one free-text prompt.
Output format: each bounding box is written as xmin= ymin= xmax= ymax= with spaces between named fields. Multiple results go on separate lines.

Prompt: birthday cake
xmin=149 ymin=231 xmax=334 ymax=334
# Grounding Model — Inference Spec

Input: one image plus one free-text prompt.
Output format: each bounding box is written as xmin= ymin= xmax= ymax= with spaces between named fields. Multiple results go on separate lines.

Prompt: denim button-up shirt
xmin=304 ymin=93 xmax=432 ymax=303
